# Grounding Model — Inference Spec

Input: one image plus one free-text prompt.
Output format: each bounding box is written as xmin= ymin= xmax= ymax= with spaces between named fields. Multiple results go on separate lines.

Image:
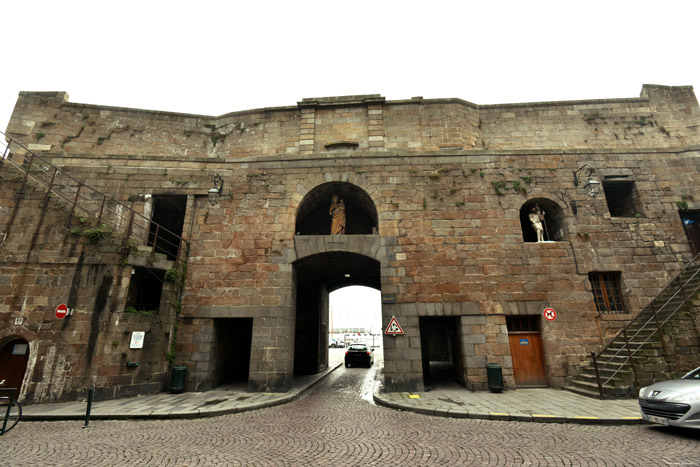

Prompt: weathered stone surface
xmin=1 ymin=86 xmax=699 ymax=402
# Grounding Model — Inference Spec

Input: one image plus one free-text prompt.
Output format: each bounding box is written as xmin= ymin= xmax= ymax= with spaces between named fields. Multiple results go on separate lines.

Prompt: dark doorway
xmin=149 ymin=195 xmax=187 ymax=260
xmin=419 ymin=317 xmax=464 ymax=388
xmin=214 ymin=318 xmax=253 ymax=386
xmin=680 ymin=210 xmax=700 ymax=256
xmin=506 ymin=315 xmax=548 ymax=387
xmin=0 ymin=338 xmax=30 ymax=399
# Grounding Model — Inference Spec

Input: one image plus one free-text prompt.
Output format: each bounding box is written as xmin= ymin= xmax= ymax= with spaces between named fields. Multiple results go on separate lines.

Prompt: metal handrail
xmin=1 ymin=130 xmax=189 ymax=265
xmin=591 ymin=253 xmax=700 ymax=394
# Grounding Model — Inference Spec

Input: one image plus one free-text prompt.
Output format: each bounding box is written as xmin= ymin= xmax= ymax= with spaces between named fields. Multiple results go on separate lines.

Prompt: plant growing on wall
xmin=677 ymin=195 xmax=693 ymax=211
xmin=82 ymin=225 xmax=113 ymax=242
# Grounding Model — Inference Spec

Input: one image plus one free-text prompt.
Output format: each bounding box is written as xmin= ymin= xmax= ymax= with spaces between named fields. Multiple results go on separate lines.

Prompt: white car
xmin=639 ymin=367 xmax=700 ymax=429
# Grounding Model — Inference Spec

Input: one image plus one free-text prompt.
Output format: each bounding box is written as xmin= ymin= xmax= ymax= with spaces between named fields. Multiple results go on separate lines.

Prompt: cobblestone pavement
xmin=3 ymin=361 xmax=699 ymax=466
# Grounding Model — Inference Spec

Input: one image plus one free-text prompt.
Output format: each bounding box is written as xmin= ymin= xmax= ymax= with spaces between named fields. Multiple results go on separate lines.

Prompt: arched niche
xmin=520 ymin=198 xmax=567 ymax=242
xmin=295 ymin=182 xmax=378 ymax=235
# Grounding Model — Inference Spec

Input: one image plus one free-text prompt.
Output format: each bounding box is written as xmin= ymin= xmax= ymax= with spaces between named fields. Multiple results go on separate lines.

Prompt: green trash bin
xmin=169 ymin=365 xmax=187 ymax=394
xmin=486 ymin=363 xmax=503 ymax=393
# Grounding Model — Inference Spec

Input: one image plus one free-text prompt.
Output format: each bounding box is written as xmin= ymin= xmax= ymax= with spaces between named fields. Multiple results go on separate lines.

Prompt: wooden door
xmin=0 ymin=339 xmax=30 ymax=399
xmin=508 ymin=332 xmax=547 ymax=387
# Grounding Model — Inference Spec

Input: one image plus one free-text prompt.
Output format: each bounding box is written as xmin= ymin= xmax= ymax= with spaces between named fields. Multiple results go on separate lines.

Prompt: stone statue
xmin=529 ymin=204 xmax=546 ymax=242
xmin=329 ymin=195 xmax=346 ymax=235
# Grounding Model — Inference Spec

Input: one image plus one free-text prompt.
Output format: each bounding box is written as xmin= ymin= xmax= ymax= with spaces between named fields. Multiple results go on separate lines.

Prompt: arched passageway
xmin=293 ymin=252 xmax=381 ymax=375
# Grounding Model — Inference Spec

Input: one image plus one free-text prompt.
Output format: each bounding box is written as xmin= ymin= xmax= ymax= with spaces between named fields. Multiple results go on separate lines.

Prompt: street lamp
xmin=208 ymin=173 xmax=224 ymax=206
xmin=573 ymin=164 xmax=600 ymax=197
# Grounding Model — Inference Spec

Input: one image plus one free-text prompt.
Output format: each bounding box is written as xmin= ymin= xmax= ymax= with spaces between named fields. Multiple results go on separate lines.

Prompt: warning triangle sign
xmin=384 ymin=316 xmax=404 ymax=335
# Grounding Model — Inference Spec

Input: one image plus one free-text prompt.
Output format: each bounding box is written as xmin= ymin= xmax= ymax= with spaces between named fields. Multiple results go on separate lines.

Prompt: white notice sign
xmin=130 ymin=331 xmax=145 ymax=349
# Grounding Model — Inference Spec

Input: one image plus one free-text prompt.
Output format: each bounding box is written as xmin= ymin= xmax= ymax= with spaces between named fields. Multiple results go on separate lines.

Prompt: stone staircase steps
xmin=566 ymin=260 xmax=700 ymax=398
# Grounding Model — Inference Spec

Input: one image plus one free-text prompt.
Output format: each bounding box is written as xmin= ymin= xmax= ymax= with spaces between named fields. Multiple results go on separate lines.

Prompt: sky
xmin=2 ymin=1 xmax=698 ymax=329
xmin=330 ymin=286 xmax=382 ymax=334
xmin=2 ymin=1 xmax=699 ymax=134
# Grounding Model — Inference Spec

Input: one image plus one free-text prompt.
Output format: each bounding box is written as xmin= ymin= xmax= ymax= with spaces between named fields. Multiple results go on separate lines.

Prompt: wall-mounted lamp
xmin=573 ymin=163 xmax=600 ymax=196
xmin=208 ymin=173 xmax=224 ymax=206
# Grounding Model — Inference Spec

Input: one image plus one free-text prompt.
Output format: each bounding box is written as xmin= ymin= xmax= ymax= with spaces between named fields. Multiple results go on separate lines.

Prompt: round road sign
xmin=543 ymin=308 xmax=557 ymax=321
xmin=55 ymin=303 xmax=68 ymax=319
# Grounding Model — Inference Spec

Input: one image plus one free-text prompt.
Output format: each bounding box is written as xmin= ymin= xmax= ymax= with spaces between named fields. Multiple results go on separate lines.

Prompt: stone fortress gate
xmin=1 ymin=86 xmax=699 ymax=403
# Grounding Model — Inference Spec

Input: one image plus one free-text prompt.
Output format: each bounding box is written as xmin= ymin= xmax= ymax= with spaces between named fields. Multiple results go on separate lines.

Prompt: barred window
xmin=589 ymin=272 xmax=625 ymax=313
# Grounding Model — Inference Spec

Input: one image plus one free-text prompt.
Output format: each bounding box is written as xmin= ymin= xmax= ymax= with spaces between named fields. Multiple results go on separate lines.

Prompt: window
xmin=589 ymin=272 xmax=625 ymax=313
xmin=506 ymin=315 xmax=540 ymax=333
xmin=125 ymin=267 xmax=165 ymax=313
xmin=602 ymin=179 xmax=641 ymax=218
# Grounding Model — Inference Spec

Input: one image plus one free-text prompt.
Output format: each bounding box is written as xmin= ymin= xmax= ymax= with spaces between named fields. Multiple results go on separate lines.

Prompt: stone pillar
xmin=299 ymin=108 xmax=315 ymax=155
xmin=367 ymin=104 xmax=384 ymax=150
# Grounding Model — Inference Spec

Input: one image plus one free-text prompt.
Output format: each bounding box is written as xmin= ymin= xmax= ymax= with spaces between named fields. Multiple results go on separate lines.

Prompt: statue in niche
xmin=329 ymin=194 xmax=346 ymax=235
xmin=529 ymin=204 xmax=547 ymax=242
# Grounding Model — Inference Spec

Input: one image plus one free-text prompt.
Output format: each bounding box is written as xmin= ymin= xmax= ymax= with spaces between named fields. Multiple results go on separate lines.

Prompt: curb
xmin=372 ymin=394 xmax=644 ymax=426
xmin=22 ymin=361 xmax=344 ymax=422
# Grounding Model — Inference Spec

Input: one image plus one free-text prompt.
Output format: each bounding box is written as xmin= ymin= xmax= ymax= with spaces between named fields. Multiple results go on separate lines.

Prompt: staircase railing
xmin=0 ymin=130 xmax=189 ymax=265
xmin=591 ymin=253 xmax=700 ymax=397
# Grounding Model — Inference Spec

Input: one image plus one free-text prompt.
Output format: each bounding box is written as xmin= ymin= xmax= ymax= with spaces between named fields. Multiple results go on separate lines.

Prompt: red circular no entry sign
xmin=543 ymin=308 xmax=557 ymax=321
xmin=55 ymin=303 xmax=68 ymax=319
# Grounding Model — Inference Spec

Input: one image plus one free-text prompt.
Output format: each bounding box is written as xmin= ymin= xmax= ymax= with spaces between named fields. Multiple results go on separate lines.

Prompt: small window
xmin=125 ymin=267 xmax=164 ymax=313
xmin=589 ymin=272 xmax=625 ymax=313
xmin=506 ymin=315 xmax=540 ymax=332
xmin=602 ymin=179 xmax=641 ymax=218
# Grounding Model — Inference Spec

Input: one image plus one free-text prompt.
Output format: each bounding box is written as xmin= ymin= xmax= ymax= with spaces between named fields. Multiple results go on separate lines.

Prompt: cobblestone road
xmin=3 ymin=361 xmax=699 ymax=466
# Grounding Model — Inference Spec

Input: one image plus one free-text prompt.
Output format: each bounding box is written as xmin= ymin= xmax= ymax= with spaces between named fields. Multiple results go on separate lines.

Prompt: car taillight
xmin=345 ymin=351 xmax=349 ymax=355
xmin=366 ymin=351 xmax=371 ymax=355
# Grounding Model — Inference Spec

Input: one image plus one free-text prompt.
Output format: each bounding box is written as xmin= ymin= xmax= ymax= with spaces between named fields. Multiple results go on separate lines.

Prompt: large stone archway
xmin=292 ymin=251 xmax=381 ymax=375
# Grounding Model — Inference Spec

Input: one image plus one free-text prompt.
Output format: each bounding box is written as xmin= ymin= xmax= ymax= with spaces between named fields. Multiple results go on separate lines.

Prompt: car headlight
xmin=639 ymin=387 xmax=647 ymax=398
xmin=673 ymin=390 xmax=700 ymax=403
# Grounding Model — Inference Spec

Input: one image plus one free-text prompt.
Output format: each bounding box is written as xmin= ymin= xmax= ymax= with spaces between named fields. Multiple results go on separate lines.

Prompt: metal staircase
xmin=0 ymin=130 xmax=189 ymax=267
xmin=566 ymin=254 xmax=700 ymax=398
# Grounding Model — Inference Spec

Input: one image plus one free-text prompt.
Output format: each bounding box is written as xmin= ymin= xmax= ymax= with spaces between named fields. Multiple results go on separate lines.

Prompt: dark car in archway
xmin=345 ymin=344 xmax=374 ymax=368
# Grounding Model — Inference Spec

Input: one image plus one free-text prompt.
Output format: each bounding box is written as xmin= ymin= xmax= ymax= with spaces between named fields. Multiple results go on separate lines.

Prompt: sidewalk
xmin=20 ymin=353 xmax=643 ymax=425
xmin=21 ymin=361 xmax=344 ymax=421
xmin=373 ymin=385 xmax=642 ymax=425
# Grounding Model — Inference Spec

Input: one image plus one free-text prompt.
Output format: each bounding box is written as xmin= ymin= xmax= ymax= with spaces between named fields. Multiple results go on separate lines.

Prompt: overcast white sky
xmin=2 ymin=0 xmax=699 ymax=134
xmin=2 ymin=1 xmax=698 ymax=329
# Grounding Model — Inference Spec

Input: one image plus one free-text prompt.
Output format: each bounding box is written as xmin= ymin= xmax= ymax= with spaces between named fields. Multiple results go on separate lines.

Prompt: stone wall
xmin=0 ymin=176 xmax=177 ymax=402
xmin=2 ymin=85 xmax=699 ymax=400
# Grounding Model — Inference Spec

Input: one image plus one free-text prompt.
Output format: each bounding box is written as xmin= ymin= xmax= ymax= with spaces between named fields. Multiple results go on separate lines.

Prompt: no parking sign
xmin=543 ymin=308 xmax=557 ymax=321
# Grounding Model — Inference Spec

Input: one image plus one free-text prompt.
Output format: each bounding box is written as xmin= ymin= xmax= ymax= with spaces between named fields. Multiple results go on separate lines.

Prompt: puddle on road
xmin=360 ymin=360 xmax=383 ymax=404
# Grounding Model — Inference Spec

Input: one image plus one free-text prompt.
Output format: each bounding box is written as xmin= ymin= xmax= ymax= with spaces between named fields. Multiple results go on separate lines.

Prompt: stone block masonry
xmin=2 ymin=85 xmax=699 ymax=401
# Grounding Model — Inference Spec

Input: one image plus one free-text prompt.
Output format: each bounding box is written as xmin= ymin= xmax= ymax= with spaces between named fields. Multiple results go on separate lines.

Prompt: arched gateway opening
xmin=293 ymin=182 xmax=382 ymax=376
xmin=293 ymin=252 xmax=381 ymax=375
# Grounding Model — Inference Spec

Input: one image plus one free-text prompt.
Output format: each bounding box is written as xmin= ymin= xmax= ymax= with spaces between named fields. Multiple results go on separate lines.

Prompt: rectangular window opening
xmin=602 ymin=179 xmax=642 ymax=218
xmin=506 ymin=315 xmax=540 ymax=333
xmin=589 ymin=272 xmax=626 ymax=313
xmin=125 ymin=266 xmax=165 ymax=313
